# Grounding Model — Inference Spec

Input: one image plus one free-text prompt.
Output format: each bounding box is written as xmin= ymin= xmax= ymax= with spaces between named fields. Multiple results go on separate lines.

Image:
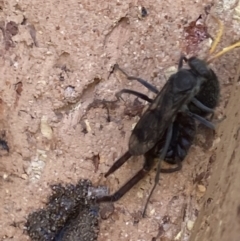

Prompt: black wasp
xmin=97 ymin=16 xmax=240 ymax=216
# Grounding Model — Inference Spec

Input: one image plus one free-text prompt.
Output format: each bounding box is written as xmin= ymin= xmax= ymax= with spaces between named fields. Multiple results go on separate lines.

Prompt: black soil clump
xmin=25 ymin=179 xmax=99 ymax=241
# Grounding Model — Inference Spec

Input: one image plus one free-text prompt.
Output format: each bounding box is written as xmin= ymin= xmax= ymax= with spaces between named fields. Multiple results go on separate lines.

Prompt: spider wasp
xmin=97 ymin=15 xmax=240 ymax=217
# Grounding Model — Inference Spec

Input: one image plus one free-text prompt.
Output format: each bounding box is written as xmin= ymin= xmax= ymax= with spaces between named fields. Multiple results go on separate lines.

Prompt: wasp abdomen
xmin=164 ymin=113 xmax=196 ymax=164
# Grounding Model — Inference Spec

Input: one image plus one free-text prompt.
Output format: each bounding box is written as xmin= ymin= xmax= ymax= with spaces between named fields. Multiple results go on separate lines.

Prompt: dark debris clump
xmin=0 ymin=139 xmax=9 ymax=153
xmin=25 ymin=179 xmax=99 ymax=241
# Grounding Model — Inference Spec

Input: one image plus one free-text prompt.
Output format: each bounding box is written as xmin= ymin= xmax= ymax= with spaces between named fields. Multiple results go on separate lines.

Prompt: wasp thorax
xmin=173 ymin=70 xmax=197 ymax=92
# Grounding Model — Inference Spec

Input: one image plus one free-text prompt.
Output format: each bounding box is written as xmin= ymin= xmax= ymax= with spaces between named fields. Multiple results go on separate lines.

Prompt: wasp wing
xmin=129 ymin=70 xmax=198 ymax=155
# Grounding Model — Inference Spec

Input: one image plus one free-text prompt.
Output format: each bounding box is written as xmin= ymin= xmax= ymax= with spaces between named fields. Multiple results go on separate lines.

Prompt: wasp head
xmin=188 ymin=57 xmax=212 ymax=79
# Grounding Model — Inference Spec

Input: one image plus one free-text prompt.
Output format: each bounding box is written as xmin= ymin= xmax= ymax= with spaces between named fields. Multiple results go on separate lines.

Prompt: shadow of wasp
xmin=97 ymin=15 xmax=240 ymax=217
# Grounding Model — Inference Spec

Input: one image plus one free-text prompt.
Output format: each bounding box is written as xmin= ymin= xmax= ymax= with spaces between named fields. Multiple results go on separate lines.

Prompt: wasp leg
xmin=208 ymin=15 xmax=224 ymax=55
xmin=188 ymin=112 xmax=215 ymax=129
xmin=160 ymin=160 xmax=182 ymax=173
xmin=105 ymin=151 xmax=132 ymax=178
xmin=115 ymin=89 xmax=153 ymax=103
xmin=142 ymin=123 xmax=173 ymax=217
xmin=191 ymin=97 xmax=215 ymax=113
xmin=114 ymin=64 xmax=159 ymax=94
xmin=97 ymin=154 xmax=155 ymax=202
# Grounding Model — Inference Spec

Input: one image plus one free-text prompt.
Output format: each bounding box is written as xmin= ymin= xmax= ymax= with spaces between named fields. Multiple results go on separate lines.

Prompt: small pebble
xmin=187 ymin=220 xmax=194 ymax=231
xmin=3 ymin=173 xmax=8 ymax=180
xmin=174 ymin=231 xmax=182 ymax=240
xmin=41 ymin=116 xmax=53 ymax=140
xmin=21 ymin=174 xmax=28 ymax=180
xmin=197 ymin=184 xmax=206 ymax=193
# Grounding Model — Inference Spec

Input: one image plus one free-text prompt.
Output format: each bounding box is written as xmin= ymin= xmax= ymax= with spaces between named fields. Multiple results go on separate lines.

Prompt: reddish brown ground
xmin=0 ymin=0 xmax=240 ymax=241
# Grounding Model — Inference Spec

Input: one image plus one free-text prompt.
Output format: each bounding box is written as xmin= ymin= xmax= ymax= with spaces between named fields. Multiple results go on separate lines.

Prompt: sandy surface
xmin=0 ymin=0 xmax=240 ymax=240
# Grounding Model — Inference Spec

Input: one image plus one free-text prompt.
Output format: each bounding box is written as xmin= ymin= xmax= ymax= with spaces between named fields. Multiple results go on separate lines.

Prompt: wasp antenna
xmin=178 ymin=54 xmax=188 ymax=69
xmin=208 ymin=15 xmax=224 ymax=55
xmin=207 ymin=41 xmax=240 ymax=63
